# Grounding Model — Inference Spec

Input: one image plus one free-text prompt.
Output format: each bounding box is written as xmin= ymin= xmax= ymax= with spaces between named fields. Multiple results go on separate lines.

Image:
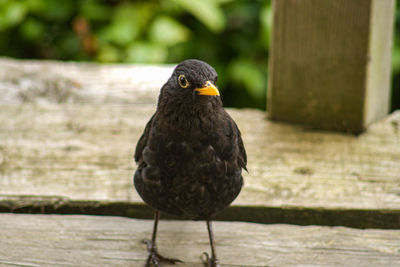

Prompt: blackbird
xmin=134 ymin=59 xmax=247 ymax=267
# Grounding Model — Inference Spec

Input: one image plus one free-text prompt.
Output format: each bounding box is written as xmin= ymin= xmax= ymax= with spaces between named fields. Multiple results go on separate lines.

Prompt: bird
xmin=133 ymin=59 xmax=247 ymax=267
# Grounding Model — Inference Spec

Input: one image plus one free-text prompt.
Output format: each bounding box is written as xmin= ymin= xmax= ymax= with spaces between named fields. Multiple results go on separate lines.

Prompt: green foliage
xmin=171 ymin=0 xmax=226 ymax=33
xmin=0 ymin=1 xmax=27 ymax=30
xmin=391 ymin=2 xmax=400 ymax=111
xmin=0 ymin=0 xmax=398 ymax=110
xmin=149 ymin=16 xmax=191 ymax=46
xmin=0 ymin=0 xmax=270 ymax=108
xmin=393 ymin=3 xmax=400 ymax=75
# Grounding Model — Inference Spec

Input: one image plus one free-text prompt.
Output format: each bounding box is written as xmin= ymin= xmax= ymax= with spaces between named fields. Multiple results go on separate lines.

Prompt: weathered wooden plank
xmin=1 ymin=57 xmax=400 ymax=227
xmin=0 ymin=57 xmax=171 ymax=105
xmin=1 ymin=103 xmax=400 ymax=228
xmin=0 ymin=214 xmax=399 ymax=267
xmin=268 ymin=0 xmax=395 ymax=133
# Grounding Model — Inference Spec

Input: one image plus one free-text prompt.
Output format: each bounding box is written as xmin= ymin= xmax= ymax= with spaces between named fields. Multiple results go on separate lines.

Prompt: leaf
xmin=24 ymin=0 xmax=46 ymax=14
xmin=215 ymin=0 xmax=235 ymax=3
xmin=171 ymin=0 xmax=226 ymax=33
xmin=99 ymin=19 xmax=139 ymax=46
xmin=392 ymin=41 xmax=400 ymax=75
xmin=125 ymin=42 xmax=167 ymax=63
xmin=79 ymin=0 xmax=110 ymax=21
xmin=19 ymin=17 xmax=44 ymax=40
xmin=148 ymin=16 xmax=191 ymax=45
xmin=39 ymin=0 xmax=74 ymax=20
xmin=114 ymin=2 xmax=154 ymax=32
xmin=0 ymin=1 xmax=27 ymax=30
xmin=260 ymin=1 xmax=272 ymax=50
xmin=98 ymin=2 xmax=154 ymax=46
xmin=227 ymin=58 xmax=266 ymax=100
xmin=96 ymin=44 xmax=121 ymax=62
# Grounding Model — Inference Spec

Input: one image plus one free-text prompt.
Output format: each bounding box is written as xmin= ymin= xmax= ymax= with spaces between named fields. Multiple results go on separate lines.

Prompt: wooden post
xmin=268 ymin=0 xmax=395 ymax=133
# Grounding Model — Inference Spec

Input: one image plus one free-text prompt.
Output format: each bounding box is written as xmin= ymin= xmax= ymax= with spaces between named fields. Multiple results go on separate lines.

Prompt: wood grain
xmin=268 ymin=0 xmax=395 ymax=133
xmin=1 ymin=103 xmax=400 ymax=227
xmin=0 ymin=57 xmax=172 ymax=105
xmin=1 ymin=57 xmax=400 ymax=228
xmin=0 ymin=214 xmax=399 ymax=267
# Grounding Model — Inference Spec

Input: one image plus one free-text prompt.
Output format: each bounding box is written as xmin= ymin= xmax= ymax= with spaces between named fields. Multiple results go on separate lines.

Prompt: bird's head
xmin=163 ymin=59 xmax=220 ymax=101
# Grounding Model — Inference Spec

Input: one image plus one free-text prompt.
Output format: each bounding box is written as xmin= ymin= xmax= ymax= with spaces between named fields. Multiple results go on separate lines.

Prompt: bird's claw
xmin=201 ymin=252 xmax=220 ymax=267
xmin=142 ymin=239 xmax=183 ymax=267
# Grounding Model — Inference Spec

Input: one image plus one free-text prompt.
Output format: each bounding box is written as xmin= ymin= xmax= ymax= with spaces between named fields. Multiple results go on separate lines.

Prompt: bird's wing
xmin=215 ymin=110 xmax=247 ymax=172
xmin=232 ymin=119 xmax=247 ymax=171
xmin=134 ymin=114 xmax=155 ymax=163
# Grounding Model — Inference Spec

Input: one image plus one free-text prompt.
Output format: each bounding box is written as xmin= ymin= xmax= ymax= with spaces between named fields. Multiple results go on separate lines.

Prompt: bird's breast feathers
xmin=133 ymin=59 xmax=246 ymax=218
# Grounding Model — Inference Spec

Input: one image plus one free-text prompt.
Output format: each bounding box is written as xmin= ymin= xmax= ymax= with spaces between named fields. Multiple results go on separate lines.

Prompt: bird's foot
xmin=142 ymin=239 xmax=183 ymax=267
xmin=201 ymin=252 xmax=221 ymax=267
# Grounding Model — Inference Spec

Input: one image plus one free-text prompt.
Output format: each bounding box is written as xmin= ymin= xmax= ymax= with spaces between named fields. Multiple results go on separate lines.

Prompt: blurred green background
xmin=0 ymin=0 xmax=398 ymax=111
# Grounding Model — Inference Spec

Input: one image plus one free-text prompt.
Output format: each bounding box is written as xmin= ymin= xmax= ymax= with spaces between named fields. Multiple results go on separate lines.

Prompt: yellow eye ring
xmin=178 ymin=74 xmax=189 ymax=88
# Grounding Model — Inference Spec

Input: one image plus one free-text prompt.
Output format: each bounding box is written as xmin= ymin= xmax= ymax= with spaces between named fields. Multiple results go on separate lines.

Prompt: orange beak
xmin=194 ymin=81 xmax=220 ymax=96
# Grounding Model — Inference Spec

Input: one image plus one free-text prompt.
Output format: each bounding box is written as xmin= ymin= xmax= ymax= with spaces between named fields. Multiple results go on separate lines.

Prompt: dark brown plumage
xmin=134 ymin=59 xmax=247 ymax=267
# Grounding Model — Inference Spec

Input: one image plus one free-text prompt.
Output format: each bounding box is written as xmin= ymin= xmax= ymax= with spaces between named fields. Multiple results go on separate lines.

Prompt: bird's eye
xmin=178 ymin=74 xmax=189 ymax=88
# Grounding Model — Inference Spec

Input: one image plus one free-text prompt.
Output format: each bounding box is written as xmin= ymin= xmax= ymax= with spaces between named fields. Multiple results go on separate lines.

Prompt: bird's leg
xmin=143 ymin=210 xmax=183 ymax=267
xmin=201 ymin=221 xmax=221 ymax=267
